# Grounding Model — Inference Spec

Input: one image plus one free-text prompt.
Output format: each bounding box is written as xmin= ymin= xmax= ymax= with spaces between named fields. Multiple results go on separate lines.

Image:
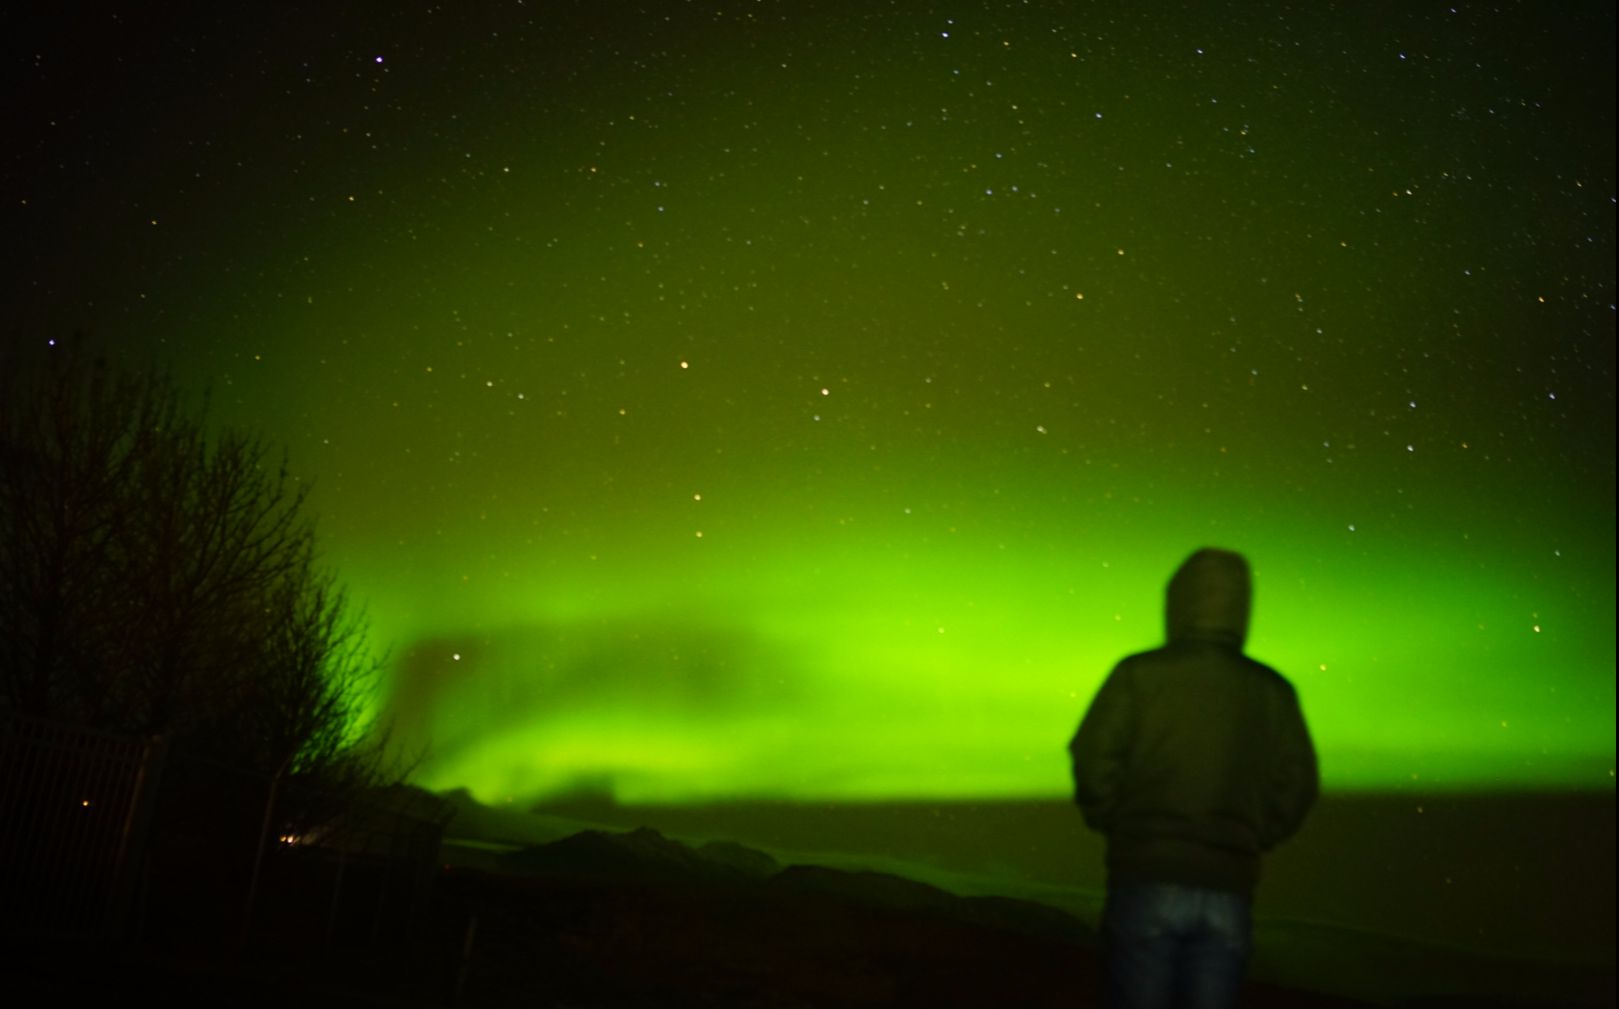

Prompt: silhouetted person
xmin=1069 ymin=548 xmax=1317 ymax=1009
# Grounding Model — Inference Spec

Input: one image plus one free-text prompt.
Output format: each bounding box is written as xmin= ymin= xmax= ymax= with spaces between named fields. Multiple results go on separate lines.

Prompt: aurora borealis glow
xmin=11 ymin=2 xmax=1614 ymax=805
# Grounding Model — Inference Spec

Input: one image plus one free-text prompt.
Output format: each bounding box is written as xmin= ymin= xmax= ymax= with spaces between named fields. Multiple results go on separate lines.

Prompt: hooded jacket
xmin=1068 ymin=548 xmax=1317 ymax=898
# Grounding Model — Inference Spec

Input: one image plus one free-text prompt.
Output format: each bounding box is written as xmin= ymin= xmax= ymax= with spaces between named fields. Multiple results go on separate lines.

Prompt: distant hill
xmin=434 ymin=791 xmax=1615 ymax=1009
xmin=497 ymin=823 xmax=1093 ymax=951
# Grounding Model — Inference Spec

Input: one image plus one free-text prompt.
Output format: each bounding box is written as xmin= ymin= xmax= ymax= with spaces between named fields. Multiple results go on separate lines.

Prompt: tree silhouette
xmin=1 ymin=340 xmax=387 ymax=790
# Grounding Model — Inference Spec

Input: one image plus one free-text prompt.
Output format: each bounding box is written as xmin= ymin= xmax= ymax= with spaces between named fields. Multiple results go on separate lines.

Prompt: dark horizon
xmin=512 ymin=789 xmax=1614 ymax=960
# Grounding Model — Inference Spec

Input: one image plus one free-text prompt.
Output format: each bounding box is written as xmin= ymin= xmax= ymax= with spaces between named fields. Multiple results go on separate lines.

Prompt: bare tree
xmin=0 ymin=340 xmax=389 ymax=789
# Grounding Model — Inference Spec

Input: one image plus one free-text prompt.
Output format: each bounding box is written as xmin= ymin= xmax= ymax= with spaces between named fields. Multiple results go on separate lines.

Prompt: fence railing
xmin=0 ymin=711 xmax=165 ymax=942
xmin=0 ymin=711 xmax=446 ymax=963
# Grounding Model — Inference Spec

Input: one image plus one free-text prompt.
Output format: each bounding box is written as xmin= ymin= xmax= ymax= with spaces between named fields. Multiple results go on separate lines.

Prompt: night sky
xmin=10 ymin=1 xmax=1614 ymax=806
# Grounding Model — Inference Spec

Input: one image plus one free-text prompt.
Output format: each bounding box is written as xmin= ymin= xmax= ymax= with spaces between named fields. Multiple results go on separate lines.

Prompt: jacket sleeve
xmin=1068 ymin=664 xmax=1133 ymax=833
xmin=1260 ymin=682 xmax=1318 ymax=849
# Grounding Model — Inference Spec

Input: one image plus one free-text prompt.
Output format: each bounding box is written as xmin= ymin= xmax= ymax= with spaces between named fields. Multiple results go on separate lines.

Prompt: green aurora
xmin=11 ymin=2 xmax=1614 ymax=804
xmin=374 ymin=513 xmax=1613 ymax=803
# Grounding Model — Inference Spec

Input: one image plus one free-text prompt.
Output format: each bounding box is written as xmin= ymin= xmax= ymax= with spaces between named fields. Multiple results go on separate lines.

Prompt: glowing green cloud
xmin=359 ymin=476 xmax=1613 ymax=804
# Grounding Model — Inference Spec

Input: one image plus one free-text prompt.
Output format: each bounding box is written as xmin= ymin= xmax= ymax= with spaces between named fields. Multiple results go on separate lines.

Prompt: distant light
xmin=375 ymin=56 xmax=384 ymax=64
xmin=452 ymin=653 xmax=461 ymax=661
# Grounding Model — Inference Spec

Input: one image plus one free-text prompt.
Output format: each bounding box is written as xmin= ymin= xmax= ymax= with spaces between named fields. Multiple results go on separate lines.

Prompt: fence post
xmin=238 ymin=756 xmax=290 ymax=954
xmin=104 ymin=733 xmax=169 ymax=945
xmin=325 ymin=847 xmax=348 ymax=944
xmin=453 ymin=912 xmax=479 ymax=1006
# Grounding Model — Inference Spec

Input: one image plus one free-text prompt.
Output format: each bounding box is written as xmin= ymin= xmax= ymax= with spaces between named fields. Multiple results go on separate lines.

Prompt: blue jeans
xmin=1101 ymin=881 xmax=1251 ymax=1009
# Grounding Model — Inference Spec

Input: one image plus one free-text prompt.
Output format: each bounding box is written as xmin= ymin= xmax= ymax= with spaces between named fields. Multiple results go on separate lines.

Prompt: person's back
xmin=1069 ymin=548 xmax=1317 ymax=1009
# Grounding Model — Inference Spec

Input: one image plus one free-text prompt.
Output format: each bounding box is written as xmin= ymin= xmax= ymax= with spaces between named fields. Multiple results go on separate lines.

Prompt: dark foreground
xmin=11 ymin=816 xmax=1613 ymax=1009
xmin=12 ymin=826 xmax=1366 ymax=1009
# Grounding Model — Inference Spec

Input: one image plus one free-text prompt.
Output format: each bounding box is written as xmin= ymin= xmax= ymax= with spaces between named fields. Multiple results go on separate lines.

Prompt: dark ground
xmin=7 ymin=791 xmax=1613 ymax=1008
xmin=11 ymin=828 xmax=1377 ymax=1009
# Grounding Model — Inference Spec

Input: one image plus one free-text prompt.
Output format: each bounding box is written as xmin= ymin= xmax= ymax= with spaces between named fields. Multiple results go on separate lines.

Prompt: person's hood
xmin=1165 ymin=548 xmax=1251 ymax=648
